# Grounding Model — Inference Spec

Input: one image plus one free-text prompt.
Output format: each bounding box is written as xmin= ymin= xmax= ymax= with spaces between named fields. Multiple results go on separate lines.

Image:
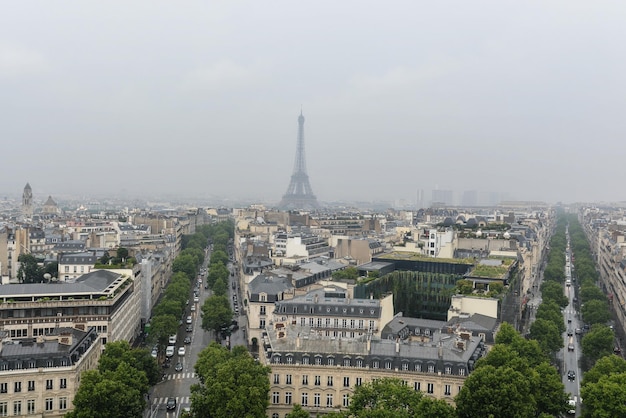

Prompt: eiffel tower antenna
xmin=279 ymin=110 xmax=320 ymax=210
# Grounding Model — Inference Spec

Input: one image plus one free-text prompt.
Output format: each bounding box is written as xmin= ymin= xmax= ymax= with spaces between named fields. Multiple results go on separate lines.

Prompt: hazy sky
xmin=2 ymin=1 xmax=625 ymax=206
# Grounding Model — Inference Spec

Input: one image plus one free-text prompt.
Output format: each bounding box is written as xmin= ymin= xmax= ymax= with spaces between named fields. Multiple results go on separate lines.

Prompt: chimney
xmin=395 ymin=337 xmax=400 ymax=354
xmin=314 ymin=294 xmax=318 ymax=304
xmin=296 ymin=333 xmax=301 ymax=349
xmin=438 ymin=341 xmax=443 ymax=359
xmin=366 ymin=336 xmax=371 ymax=353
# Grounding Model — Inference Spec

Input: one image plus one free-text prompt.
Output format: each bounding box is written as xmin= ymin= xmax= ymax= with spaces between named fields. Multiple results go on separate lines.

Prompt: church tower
xmin=22 ymin=183 xmax=33 ymax=219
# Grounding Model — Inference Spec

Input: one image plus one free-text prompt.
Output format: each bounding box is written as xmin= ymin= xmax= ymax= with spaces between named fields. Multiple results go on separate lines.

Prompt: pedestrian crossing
xmin=153 ymin=396 xmax=190 ymax=406
xmin=165 ymin=372 xmax=196 ymax=380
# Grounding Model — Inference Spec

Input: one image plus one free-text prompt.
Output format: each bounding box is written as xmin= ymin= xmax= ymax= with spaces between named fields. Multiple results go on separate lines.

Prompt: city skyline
xmin=2 ymin=2 xmax=626 ymax=205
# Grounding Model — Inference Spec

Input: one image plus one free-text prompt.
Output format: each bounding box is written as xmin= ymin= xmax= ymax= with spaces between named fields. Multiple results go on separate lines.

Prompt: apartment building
xmin=263 ymin=322 xmax=485 ymax=417
xmin=58 ymin=252 xmax=98 ymax=282
xmin=0 ymin=326 xmax=101 ymax=417
xmin=0 ymin=269 xmax=143 ymax=346
xmin=271 ymin=285 xmax=394 ymax=339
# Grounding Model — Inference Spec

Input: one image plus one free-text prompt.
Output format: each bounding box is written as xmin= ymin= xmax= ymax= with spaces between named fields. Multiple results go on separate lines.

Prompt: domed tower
xmin=22 ymin=183 xmax=33 ymax=219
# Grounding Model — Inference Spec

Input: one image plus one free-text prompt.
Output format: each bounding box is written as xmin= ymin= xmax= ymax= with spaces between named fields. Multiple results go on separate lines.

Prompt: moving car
xmin=186 ymin=316 xmax=193 ymax=324
xmin=191 ymin=305 xmax=196 ymax=312
xmin=178 ymin=346 xmax=186 ymax=356
xmin=194 ymin=296 xmax=199 ymax=303
xmin=166 ymin=398 xmax=177 ymax=410
xmin=567 ymin=329 xmax=573 ymax=336
xmin=567 ymin=370 xmax=576 ymax=381
xmin=169 ymin=335 xmax=177 ymax=345
xmin=186 ymin=325 xmax=193 ymax=332
xmin=175 ymin=362 xmax=183 ymax=372
xmin=184 ymin=336 xmax=191 ymax=344
xmin=166 ymin=345 xmax=175 ymax=357
xmin=151 ymin=346 xmax=158 ymax=358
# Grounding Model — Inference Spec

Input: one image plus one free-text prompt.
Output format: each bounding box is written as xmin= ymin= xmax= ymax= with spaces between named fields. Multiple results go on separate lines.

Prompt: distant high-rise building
xmin=431 ymin=189 xmax=454 ymax=206
xmin=22 ymin=182 xmax=33 ymax=218
xmin=461 ymin=190 xmax=478 ymax=207
xmin=279 ymin=111 xmax=319 ymax=210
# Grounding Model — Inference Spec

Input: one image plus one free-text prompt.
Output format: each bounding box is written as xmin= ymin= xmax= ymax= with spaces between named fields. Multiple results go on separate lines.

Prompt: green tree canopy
xmin=285 ymin=404 xmax=310 ymax=418
xmin=581 ymin=299 xmax=611 ymax=326
xmin=332 ymin=266 xmax=360 ymax=281
xmin=201 ymin=295 xmax=233 ymax=336
xmin=581 ymin=372 xmax=626 ymax=418
xmin=581 ymin=324 xmax=615 ymax=365
xmin=97 ymin=340 xmax=160 ymax=387
xmin=582 ymin=354 xmax=626 ymax=386
xmin=17 ymin=253 xmax=44 ymax=283
xmin=456 ymin=365 xmax=536 ymax=418
xmin=529 ymin=318 xmax=563 ymax=355
xmin=191 ymin=344 xmax=270 ymax=418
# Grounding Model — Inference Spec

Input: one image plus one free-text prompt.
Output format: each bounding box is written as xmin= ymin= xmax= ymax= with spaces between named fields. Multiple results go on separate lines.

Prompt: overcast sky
xmin=2 ymin=1 xmax=625 ymax=206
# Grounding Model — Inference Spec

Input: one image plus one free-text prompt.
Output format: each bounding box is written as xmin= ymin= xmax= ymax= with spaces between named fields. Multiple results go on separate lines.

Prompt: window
xmin=428 ymin=365 xmax=435 ymax=373
xmin=0 ymin=402 xmax=7 ymax=417
xmin=343 ymin=377 xmax=350 ymax=387
xmin=45 ymin=398 xmax=53 ymax=411
xmin=427 ymin=383 xmax=434 ymax=394
xmin=302 ymin=375 xmax=308 ymax=385
xmin=260 ymin=306 xmax=266 ymax=315
xmin=309 ymin=318 xmax=314 ymax=326
xmin=28 ymin=381 xmax=35 ymax=391
xmin=402 ymin=362 xmax=409 ymax=371
xmin=46 ymin=379 xmax=53 ymax=390
xmin=60 ymin=378 xmax=67 ymax=389
xmin=372 ymin=360 xmax=379 ymax=369
xmin=314 ymin=375 xmax=321 ymax=386
xmin=327 ymin=376 xmax=333 ymax=387
xmin=343 ymin=358 xmax=350 ymax=367
xmin=350 ymin=319 xmax=355 ymax=329
xmin=342 ymin=319 xmax=347 ymax=328
xmin=273 ymin=374 xmax=280 ymax=384
xmin=27 ymin=400 xmax=35 ymax=415
xmin=356 ymin=377 xmax=362 ymax=386
xmin=13 ymin=402 xmax=21 ymax=416
xmin=459 ymin=368 xmax=466 ymax=376
xmin=301 ymin=392 xmax=308 ymax=406
xmin=286 ymin=356 xmax=293 ymax=364
xmin=358 ymin=320 xmax=364 ymax=329
xmin=356 ymin=359 xmax=363 ymax=368
xmin=445 ymin=366 xmax=452 ymax=375
xmin=333 ymin=318 xmax=339 ymax=327
xmin=414 ymin=363 xmax=422 ymax=372
xmin=272 ymin=414 xmax=279 ymax=418
xmin=444 ymin=384 xmax=452 ymax=396
xmin=0 ymin=383 xmax=6 ymax=394
xmin=315 ymin=357 xmax=322 ymax=365
xmin=317 ymin=318 xmax=322 ymax=327
xmin=14 ymin=382 xmax=21 ymax=393
xmin=272 ymin=392 xmax=280 ymax=404
xmin=327 ymin=357 xmax=334 ymax=366
xmin=285 ymin=392 xmax=292 ymax=405
xmin=64 ymin=266 xmax=69 ymax=273
xmin=385 ymin=361 xmax=392 ymax=369
xmin=59 ymin=397 xmax=67 ymax=411
xmin=326 ymin=394 xmax=333 ymax=407
xmin=260 ymin=319 xmax=266 ymax=329
xmin=414 ymin=382 xmax=421 ymax=391
xmin=286 ymin=374 xmax=292 ymax=385
xmin=302 ymin=356 xmax=310 ymax=365
xmin=343 ymin=394 xmax=350 ymax=407
xmin=300 ymin=318 xmax=306 ymax=326
xmin=314 ymin=393 xmax=320 ymax=407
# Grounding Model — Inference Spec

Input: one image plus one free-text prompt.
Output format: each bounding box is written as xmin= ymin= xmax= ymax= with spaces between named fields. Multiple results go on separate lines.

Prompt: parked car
xmin=186 ymin=316 xmax=192 ymax=324
xmin=191 ymin=305 xmax=196 ymax=312
xmin=194 ymin=296 xmax=199 ymax=303
xmin=151 ymin=346 xmax=158 ymax=358
xmin=186 ymin=325 xmax=193 ymax=332
xmin=178 ymin=346 xmax=186 ymax=356
xmin=166 ymin=346 xmax=175 ymax=357
xmin=169 ymin=335 xmax=177 ymax=344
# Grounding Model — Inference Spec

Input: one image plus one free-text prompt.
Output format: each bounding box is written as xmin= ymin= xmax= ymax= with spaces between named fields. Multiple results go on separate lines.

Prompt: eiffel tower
xmin=279 ymin=111 xmax=320 ymax=210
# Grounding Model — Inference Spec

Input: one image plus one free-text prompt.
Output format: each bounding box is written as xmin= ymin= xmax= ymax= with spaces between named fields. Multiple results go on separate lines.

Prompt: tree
xmin=173 ymin=254 xmax=197 ymax=278
xmin=201 ymin=295 xmax=233 ymax=336
xmin=456 ymin=365 xmax=536 ymax=418
xmin=535 ymin=301 xmax=566 ymax=334
xmin=16 ymin=253 xmax=44 ymax=283
xmin=582 ymin=355 xmax=626 ymax=386
xmin=117 ymin=247 xmax=129 ymax=262
xmin=581 ymin=299 xmax=611 ymax=326
xmin=339 ymin=378 xmax=455 ymax=418
xmin=532 ymin=362 xmax=568 ymax=416
xmin=149 ymin=314 xmax=178 ymax=349
xmin=580 ymin=372 xmax=626 ymax=418
xmin=191 ymin=344 xmax=270 ymax=418
xmin=581 ymin=325 xmax=614 ymax=365
xmin=68 ymin=363 xmax=147 ymax=418
xmin=529 ymin=318 xmax=563 ymax=354
xmin=285 ymin=404 xmax=310 ymax=418
xmin=540 ymin=281 xmax=569 ymax=308
xmin=456 ymin=279 xmax=474 ymax=295
xmin=213 ymin=277 xmax=227 ymax=297
xmin=580 ymin=285 xmax=606 ymax=303
xmin=98 ymin=340 xmax=160 ymax=387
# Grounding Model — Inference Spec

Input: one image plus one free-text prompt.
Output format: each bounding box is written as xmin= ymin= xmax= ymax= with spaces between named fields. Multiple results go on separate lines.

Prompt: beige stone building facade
xmin=0 ymin=327 xmax=101 ymax=417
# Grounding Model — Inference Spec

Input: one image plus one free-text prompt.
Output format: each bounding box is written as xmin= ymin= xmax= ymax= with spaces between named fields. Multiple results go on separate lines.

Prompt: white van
xmin=168 ymin=334 xmax=177 ymax=345
xmin=165 ymin=345 xmax=175 ymax=357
